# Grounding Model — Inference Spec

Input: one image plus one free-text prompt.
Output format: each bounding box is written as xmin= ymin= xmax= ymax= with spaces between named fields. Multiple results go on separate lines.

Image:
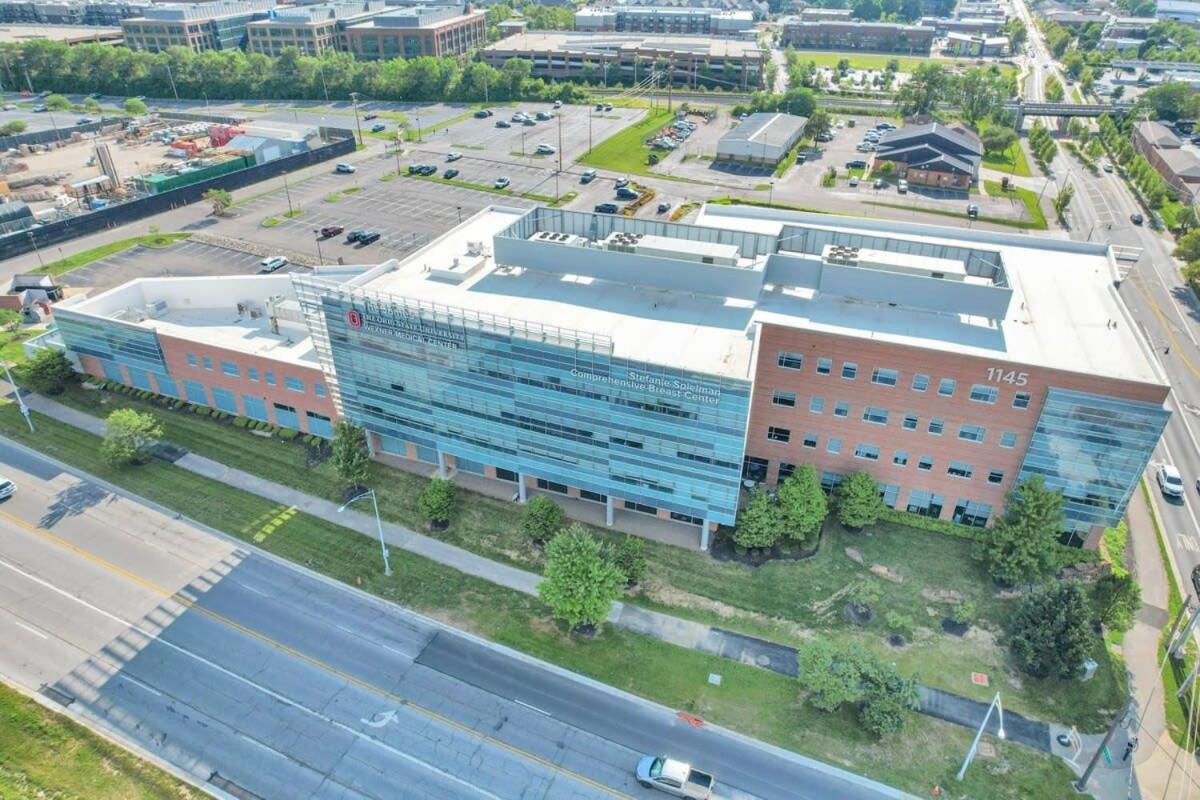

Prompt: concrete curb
xmin=0 ymin=672 xmax=232 ymax=800
xmin=0 ymin=434 xmax=920 ymax=800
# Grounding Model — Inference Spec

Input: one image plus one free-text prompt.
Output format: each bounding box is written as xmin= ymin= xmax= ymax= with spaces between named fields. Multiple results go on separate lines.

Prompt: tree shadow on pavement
xmin=40 ymin=480 xmax=111 ymax=529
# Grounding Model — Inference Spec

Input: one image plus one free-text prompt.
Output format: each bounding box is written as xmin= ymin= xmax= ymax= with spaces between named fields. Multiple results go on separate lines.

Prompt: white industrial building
xmin=715 ymin=112 xmax=807 ymax=166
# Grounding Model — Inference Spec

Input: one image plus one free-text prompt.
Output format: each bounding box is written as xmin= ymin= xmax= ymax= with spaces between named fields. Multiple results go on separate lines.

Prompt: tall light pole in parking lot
xmin=3 ymin=362 xmax=33 ymax=433
xmin=283 ymin=175 xmax=294 ymax=218
xmin=313 ymin=229 xmax=324 ymax=263
xmin=349 ymin=91 xmax=364 ymax=146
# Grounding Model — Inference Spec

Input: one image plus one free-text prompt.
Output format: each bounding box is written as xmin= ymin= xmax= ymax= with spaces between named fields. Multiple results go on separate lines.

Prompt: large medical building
xmin=46 ymin=205 xmax=1169 ymax=549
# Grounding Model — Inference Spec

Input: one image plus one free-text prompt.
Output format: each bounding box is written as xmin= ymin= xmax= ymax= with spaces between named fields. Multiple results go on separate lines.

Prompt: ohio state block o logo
xmin=346 ymin=309 xmax=363 ymax=329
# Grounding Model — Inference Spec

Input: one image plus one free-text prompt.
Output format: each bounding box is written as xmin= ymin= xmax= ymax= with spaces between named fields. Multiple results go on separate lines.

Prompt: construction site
xmin=0 ymin=114 xmax=321 ymax=230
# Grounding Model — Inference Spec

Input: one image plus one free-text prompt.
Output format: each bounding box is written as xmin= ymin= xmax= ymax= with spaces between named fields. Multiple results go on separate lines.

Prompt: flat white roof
xmin=695 ymin=207 xmax=1163 ymax=386
xmin=358 ymin=209 xmax=757 ymax=379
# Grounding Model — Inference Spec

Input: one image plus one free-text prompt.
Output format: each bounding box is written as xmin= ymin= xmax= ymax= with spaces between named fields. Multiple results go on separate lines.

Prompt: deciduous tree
xmin=330 ymin=421 xmax=370 ymax=489
xmin=101 ymin=408 xmax=163 ymax=466
xmin=733 ymin=488 xmax=781 ymax=549
xmin=776 ymin=465 xmax=827 ymax=545
xmin=521 ymin=494 xmax=564 ymax=545
xmin=416 ymin=477 xmax=456 ymax=526
xmin=538 ymin=524 xmax=624 ymax=630
xmin=19 ymin=349 xmax=77 ymax=395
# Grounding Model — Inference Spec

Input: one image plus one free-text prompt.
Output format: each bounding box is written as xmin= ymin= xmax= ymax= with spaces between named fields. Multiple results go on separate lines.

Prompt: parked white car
xmin=258 ymin=256 xmax=289 ymax=273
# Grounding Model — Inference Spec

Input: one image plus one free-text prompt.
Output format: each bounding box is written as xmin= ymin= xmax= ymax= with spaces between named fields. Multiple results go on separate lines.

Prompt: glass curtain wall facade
xmin=1017 ymin=387 xmax=1169 ymax=533
xmin=299 ymin=281 xmax=751 ymax=525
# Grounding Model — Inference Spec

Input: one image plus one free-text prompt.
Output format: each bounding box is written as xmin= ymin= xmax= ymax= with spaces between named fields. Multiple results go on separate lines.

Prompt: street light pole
xmin=3 ymin=361 xmax=34 ymax=433
xmin=956 ymin=692 xmax=1005 ymax=781
xmin=338 ymin=488 xmax=391 ymax=576
xmin=313 ymin=229 xmax=324 ymax=263
xmin=349 ymin=91 xmax=364 ymax=146
xmin=26 ymin=231 xmax=43 ymax=268
xmin=1073 ymin=697 xmax=1134 ymax=793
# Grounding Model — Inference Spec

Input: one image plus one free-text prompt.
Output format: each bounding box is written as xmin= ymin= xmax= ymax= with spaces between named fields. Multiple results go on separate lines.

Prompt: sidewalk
xmin=16 ymin=386 xmax=1121 ymax=786
xmin=1127 ymin=485 xmax=1200 ymax=800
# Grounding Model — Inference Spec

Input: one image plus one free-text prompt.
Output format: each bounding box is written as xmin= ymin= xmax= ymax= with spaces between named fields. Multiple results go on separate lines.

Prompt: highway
xmin=0 ymin=439 xmax=912 ymax=800
xmin=1013 ymin=0 xmax=1200 ymax=612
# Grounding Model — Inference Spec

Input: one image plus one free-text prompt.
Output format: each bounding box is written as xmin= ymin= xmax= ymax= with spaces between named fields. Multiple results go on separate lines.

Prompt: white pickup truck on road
xmin=635 ymin=755 xmax=715 ymax=799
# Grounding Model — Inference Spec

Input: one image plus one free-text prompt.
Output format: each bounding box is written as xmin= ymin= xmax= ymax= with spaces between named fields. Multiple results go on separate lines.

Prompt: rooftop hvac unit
xmin=145 ymin=299 xmax=168 ymax=318
xmin=466 ymin=239 xmax=485 ymax=256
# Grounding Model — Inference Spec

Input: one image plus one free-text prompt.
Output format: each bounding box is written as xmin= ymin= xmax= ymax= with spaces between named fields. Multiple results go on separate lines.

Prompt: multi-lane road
xmin=0 ymin=439 xmax=912 ymax=800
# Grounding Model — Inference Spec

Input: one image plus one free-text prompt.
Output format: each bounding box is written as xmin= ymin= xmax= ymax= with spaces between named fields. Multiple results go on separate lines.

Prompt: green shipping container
xmin=135 ymin=155 xmax=255 ymax=194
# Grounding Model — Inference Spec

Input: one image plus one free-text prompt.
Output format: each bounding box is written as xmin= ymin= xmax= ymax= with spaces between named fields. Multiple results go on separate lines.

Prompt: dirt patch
xmin=845 ymin=547 xmax=864 ymax=564
xmin=869 ymin=564 xmax=903 ymax=584
xmin=812 ymin=582 xmax=857 ymax=623
xmin=640 ymin=578 xmax=817 ymax=642
xmin=708 ymin=525 xmax=823 ymax=566
xmin=921 ymin=588 xmax=966 ymax=604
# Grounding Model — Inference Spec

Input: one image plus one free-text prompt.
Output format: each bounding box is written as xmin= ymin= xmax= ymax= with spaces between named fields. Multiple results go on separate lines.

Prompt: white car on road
xmin=1158 ymin=464 xmax=1185 ymax=498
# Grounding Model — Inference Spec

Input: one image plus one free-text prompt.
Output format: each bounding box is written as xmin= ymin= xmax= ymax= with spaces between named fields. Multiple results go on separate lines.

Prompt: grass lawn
xmin=975 ymin=120 xmax=1032 ymax=178
xmin=793 ymin=51 xmax=947 ymax=73
xmin=984 ymin=180 xmax=1048 ymax=229
xmin=35 ymin=234 xmax=190 ymax=277
xmin=578 ymin=108 xmax=674 ymax=177
xmin=0 ymin=402 xmax=1084 ymax=799
xmin=0 ymin=680 xmax=194 ymax=799
xmin=50 ymin=385 xmax=1121 ymax=730
xmin=0 ymin=327 xmax=36 ymax=366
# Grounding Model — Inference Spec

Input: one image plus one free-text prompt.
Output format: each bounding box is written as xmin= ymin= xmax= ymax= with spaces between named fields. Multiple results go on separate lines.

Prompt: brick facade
xmin=745 ymin=324 xmax=1169 ymax=524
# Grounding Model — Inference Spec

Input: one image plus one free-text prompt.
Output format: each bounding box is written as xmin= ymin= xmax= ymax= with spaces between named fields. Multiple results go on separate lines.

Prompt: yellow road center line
xmin=0 ymin=507 xmax=632 ymax=800
xmin=1129 ymin=271 xmax=1200 ymax=382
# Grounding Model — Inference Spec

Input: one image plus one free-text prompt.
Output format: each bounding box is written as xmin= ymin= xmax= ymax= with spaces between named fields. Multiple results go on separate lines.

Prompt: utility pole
xmin=349 ymin=91 xmax=364 ymax=146
xmin=557 ymin=109 xmax=563 ymax=174
xmin=668 ymin=58 xmax=673 ymax=113
xmin=284 ymin=175 xmax=294 ymax=217
xmin=164 ymin=60 xmax=179 ymax=101
xmin=313 ymin=229 xmax=324 ymax=263
xmin=1073 ymin=697 xmax=1134 ymax=794
xmin=1170 ymin=601 xmax=1200 ymax=659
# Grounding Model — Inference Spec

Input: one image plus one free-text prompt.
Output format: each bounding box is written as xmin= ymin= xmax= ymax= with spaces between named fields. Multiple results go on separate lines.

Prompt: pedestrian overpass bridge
xmin=1002 ymin=100 xmax=1135 ymax=127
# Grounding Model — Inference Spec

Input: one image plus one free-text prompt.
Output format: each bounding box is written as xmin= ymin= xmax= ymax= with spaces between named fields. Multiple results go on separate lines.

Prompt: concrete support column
xmin=605 ymin=495 xmax=614 ymax=526
xmin=517 ymin=472 xmax=527 ymax=503
xmin=436 ymin=450 xmax=447 ymax=478
xmin=700 ymin=517 xmax=712 ymax=551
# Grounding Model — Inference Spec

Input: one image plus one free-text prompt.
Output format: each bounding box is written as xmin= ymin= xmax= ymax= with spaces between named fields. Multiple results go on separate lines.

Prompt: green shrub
xmin=611 ymin=535 xmax=648 ymax=585
xmin=416 ymin=477 xmax=457 ymax=524
xmin=951 ymin=599 xmax=975 ymax=625
xmin=884 ymin=611 xmax=915 ymax=638
xmin=278 ymin=428 xmax=299 ymax=440
xmin=233 ymin=417 xmax=248 ymax=428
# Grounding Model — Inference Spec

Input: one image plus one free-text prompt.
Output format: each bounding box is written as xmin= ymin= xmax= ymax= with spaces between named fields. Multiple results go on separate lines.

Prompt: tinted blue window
xmin=242 ymin=395 xmax=268 ymax=421
xmin=156 ymin=375 xmax=179 ymax=398
xmin=1017 ymin=388 xmax=1169 ymax=532
xmin=315 ymin=382 xmax=326 ymax=398
xmin=265 ymin=371 xmax=276 ymax=386
xmin=306 ymin=411 xmax=333 ymax=438
xmin=202 ymin=356 xmax=213 ymax=371
xmin=212 ymin=387 xmax=238 ymax=415
xmin=183 ymin=380 xmax=208 ymax=405
xmin=101 ymin=360 xmax=124 ymax=383
xmin=273 ymin=402 xmax=299 ymax=429
xmin=187 ymin=353 xmax=197 ymax=367
xmin=247 ymin=366 xmax=258 ymax=382
xmin=221 ymin=361 xmax=239 ymax=377
xmin=285 ymin=376 xmax=305 ymax=393
xmin=55 ymin=312 xmax=166 ymax=374
xmin=129 ymin=368 xmax=153 ymax=391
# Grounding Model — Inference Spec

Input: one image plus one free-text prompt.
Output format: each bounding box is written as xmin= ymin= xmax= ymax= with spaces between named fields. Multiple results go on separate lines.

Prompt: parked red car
xmin=320 ymin=225 xmax=344 ymax=239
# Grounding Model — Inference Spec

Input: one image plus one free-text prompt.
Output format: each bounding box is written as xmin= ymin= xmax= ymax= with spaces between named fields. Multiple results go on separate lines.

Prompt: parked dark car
xmin=616 ymin=186 xmax=639 ymax=200
xmin=358 ymin=231 xmax=381 ymax=245
xmin=845 ymin=159 xmax=867 ymax=169
xmin=496 ymin=120 xmax=511 ymax=128
xmin=595 ymin=203 xmax=619 ymax=214
xmin=370 ymin=123 xmax=386 ymax=133
xmin=1131 ymin=212 xmax=1144 ymax=225
xmin=346 ymin=230 xmax=366 ymax=243
xmin=320 ymin=225 xmax=345 ymax=238
xmin=419 ymin=164 xmax=437 ymax=176
xmin=443 ymin=168 xmax=460 ymax=179
xmin=966 ymin=204 xmax=979 ymax=219
xmin=522 ymin=118 xmax=536 ymax=126
xmin=363 ymin=113 xmax=378 ymax=121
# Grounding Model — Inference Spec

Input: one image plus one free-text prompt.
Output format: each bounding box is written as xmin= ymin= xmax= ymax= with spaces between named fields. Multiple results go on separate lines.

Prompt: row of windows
xmin=184 ymin=351 xmax=325 ymax=397
xmin=765 ymin=430 xmax=1008 ymax=484
xmin=764 ymin=410 xmax=1020 ymax=449
xmin=774 ymin=352 xmax=1031 ymax=408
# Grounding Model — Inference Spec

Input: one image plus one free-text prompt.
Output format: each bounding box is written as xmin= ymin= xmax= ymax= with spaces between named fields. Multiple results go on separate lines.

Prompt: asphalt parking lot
xmin=436 ymin=104 xmax=643 ymax=169
xmin=231 ymin=158 xmax=535 ymax=262
xmin=59 ymin=239 xmax=310 ymax=292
